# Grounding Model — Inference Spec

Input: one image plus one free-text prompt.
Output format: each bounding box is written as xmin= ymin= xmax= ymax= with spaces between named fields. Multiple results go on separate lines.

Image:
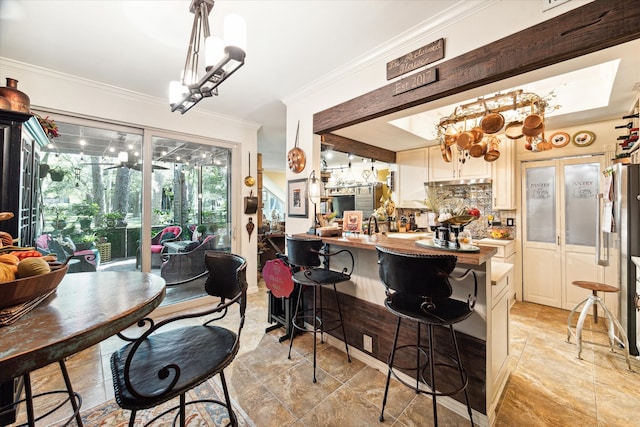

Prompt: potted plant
xmin=105 ymin=212 xmax=123 ymax=228
xmin=50 ymin=206 xmax=67 ymax=230
xmin=72 ymin=202 xmax=100 ymax=230
xmin=49 ymin=167 xmax=66 ymax=182
xmin=73 ymin=232 xmax=97 ymax=251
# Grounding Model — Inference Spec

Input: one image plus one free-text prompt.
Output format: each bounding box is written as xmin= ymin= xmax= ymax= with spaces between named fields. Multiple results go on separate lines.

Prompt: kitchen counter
xmin=320 ymin=233 xmax=497 ymax=265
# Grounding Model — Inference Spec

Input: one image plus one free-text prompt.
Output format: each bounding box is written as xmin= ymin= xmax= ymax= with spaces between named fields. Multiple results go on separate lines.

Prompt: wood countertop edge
xmin=314 ymin=234 xmax=497 ymax=266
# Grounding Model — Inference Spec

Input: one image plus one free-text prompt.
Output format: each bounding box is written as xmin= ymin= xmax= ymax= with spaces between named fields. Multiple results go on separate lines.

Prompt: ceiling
xmin=2 ymin=2 xmax=638 ymax=172
xmin=0 ymin=0 xmax=466 ymax=171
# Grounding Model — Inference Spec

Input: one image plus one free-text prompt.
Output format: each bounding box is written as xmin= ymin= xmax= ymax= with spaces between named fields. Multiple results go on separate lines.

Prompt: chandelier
xmin=169 ymin=0 xmax=246 ymax=114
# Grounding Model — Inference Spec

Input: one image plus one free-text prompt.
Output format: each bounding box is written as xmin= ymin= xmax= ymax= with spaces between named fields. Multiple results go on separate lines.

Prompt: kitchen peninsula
xmin=306 ymin=233 xmax=509 ymax=425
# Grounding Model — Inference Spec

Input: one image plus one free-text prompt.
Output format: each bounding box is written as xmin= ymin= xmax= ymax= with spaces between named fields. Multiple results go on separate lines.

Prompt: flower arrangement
xmin=35 ymin=114 xmax=60 ymax=139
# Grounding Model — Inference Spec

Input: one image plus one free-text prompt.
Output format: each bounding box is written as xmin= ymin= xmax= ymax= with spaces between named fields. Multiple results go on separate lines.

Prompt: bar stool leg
xmin=333 ymin=284 xmax=351 ymax=363
xmin=415 ymin=323 xmax=421 ymax=392
xmin=287 ymin=283 xmax=305 ymax=360
xmin=427 ymin=324 xmax=438 ymax=426
xmin=380 ymin=317 xmax=402 ymax=422
xmin=312 ymin=284 xmax=318 ymax=383
xmin=598 ymin=298 xmax=632 ymax=370
xmin=567 ymin=297 xmax=589 ymax=344
xmin=450 ymin=325 xmax=474 ymax=426
xmin=575 ymin=297 xmax=595 ymax=360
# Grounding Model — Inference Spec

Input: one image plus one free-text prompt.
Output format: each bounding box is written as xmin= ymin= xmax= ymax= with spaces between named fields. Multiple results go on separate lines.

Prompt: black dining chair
xmin=376 ymin=246 xmax=477 ymax=426
xmin=285 ymin=235 xmax=354 ymax=382
xmin=110 ymin=251 xmax=247 ymax=427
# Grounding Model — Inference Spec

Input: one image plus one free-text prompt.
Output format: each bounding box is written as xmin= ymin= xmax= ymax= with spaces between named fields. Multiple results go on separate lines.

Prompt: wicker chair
xmin=159 ymin=235 xmax=218 ymax=286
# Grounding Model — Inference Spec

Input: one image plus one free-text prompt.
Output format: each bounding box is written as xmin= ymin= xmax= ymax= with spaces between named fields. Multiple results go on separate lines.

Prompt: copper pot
xmin=440 ymin=142 xmax=452 ymax=163
xmin=469 ymin=139 xmax=487 ymax=158
xmin=483 ymin=137 xmax=500 ymax=162
xmin=471 ymin=127 xmax=484 ymax=143
xmin=456 ymin=130 xmax=475 ymax=150
xmin=287 ymin=147 xmax=306 ymax=173
xmin=468 ymin=138 xmax=487 ymax=158
xmin=480 ymin=112 xmax=505 ymax=134
xmin=522 ymin=113 xmax=544 ymax=137
xmin=0 ymin=78 xmax=30 ymax=113
xmin=443 ymin=125 xmax=459 ymax=146
xmin=288 ymin=121 xmax=306 ymax=173
xmin=504 ymin=121 xmax=524 ymax=139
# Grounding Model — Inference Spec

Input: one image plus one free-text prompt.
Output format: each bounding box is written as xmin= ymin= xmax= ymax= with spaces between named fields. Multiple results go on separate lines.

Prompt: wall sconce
xmin=169 ymin=0 xmax=246 ymax=114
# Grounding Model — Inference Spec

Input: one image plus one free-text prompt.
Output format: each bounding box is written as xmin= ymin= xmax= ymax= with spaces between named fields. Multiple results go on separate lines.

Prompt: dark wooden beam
xmin=321 ymin=133 xmax=396 ymax=164
xmin=314 ymin=0 xmax=640 ymax=135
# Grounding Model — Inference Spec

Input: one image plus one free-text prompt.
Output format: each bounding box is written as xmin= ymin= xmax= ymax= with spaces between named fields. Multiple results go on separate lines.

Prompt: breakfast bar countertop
xmin=317 ymin=233 xmax=497 ymax=266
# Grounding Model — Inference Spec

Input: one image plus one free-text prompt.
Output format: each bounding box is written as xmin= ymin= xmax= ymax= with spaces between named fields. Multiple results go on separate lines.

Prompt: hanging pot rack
xmin=438 ymin=90 xmax=548 ymax=128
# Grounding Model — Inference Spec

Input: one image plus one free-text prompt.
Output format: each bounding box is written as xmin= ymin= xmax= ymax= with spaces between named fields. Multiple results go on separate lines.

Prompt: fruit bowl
xmin=0 ymin=262 xmax=69 ymax=309
xmin=489 ymin=228 xmax=513 ymax=240
xmin=439 ymin=215 xmax=476 ymax=226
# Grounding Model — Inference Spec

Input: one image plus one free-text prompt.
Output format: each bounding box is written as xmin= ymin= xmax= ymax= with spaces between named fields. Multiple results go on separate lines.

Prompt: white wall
xmin=282 ymin=0 xmax=591 ymax=234
xmin=0 ymin=58 xmax=261 ymax=293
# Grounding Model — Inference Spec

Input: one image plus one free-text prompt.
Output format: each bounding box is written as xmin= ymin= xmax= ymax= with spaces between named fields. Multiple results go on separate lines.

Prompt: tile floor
xmin=10 ymin=283 xmax=640 ymax=426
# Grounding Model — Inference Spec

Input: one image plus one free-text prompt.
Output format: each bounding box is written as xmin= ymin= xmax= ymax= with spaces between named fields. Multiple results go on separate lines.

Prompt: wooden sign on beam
xmin=386 ymin=38 xmax=444 ymax=80
xmin=392 ymin=67 xmax=438 ymax=96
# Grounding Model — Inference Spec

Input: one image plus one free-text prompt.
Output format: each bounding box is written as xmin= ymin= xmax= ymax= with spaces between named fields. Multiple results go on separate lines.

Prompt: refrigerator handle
xmin=596 ymin=193 xmax=609 ymax=266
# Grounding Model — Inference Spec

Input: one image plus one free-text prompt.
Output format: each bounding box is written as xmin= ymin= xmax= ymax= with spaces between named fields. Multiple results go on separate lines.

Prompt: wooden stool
xmin=567 ymin=281 xmax=631 ymax=370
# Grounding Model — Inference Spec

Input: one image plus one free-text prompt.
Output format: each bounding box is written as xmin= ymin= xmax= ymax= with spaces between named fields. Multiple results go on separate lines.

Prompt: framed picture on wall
xmin=287 ymin=178 xmax=308 ymax=218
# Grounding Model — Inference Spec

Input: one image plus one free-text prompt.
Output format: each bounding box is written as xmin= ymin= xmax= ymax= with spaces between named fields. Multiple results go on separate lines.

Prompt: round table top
xmin=0 ymin=271 xmax=165 ymax=382
xmin=571 ymin=280 xmax=620 ymax=293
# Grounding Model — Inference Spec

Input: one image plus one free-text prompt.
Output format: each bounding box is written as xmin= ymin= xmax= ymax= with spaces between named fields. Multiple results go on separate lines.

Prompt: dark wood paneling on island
xmin=302 ymin=286 xmax=487 ymax=413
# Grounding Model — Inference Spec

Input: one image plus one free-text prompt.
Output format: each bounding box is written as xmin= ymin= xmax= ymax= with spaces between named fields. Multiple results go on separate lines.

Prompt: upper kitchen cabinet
xmin=428 ymin=145 xmax=491 ymax=183
xmin=396 ymin=147 xmax=428 ymax=206
xmin=491 ymin=137 xmax=516 ymax=210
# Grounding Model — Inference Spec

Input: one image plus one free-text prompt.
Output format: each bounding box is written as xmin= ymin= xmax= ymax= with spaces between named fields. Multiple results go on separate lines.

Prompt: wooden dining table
xmin=0 ymin=271 xmax=166 ymax=426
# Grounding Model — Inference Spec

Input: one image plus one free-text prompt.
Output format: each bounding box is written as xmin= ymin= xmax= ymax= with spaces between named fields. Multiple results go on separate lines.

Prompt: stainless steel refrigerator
xmin=598 ymin=163 xmax=640 ymax=356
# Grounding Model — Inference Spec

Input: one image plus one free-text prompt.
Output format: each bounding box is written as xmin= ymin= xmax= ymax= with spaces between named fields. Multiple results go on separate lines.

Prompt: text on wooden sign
xmin=386 ymin=38 xmax=444 ymax=80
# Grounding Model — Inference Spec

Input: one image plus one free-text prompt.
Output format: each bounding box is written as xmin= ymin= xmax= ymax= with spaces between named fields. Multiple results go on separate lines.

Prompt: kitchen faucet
xmin=367 ymin=215 xmax=379 ymax=235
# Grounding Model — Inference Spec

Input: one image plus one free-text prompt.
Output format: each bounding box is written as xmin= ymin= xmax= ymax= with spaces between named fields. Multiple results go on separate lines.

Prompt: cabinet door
xmin=428 ymin=145 xmax=456 ymax=182
xmin=492 ymin=137 xmax=515 ymax=209
xmin=396 ymin=148 xmax=428 ymax=204
xmin=458 ymin=147 xmax=491 ymax=180
xmin=490 ymin=292 xmax=510 ymax=399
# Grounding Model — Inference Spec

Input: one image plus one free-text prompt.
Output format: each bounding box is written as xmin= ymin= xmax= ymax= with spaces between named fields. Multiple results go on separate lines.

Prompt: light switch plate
xmin=506 ymin=218 xmax=515 ymax=226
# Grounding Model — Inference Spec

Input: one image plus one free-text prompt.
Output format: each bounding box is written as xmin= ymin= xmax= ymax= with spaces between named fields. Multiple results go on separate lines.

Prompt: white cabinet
xmin=490 ymin=286 xmax=510 ymax=401
xmin=479 ymin=239 xmax=519 ymax=304
xmin=491 ymin=137 xmax=516 ymax=210
xmin=396 ymin=147 xmax=428 ymax=205
xmin=428 ymin=145 xmax=491 ymax=182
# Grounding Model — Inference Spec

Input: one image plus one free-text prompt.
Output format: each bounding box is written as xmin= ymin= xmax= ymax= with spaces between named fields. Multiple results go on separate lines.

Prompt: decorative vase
xmin=0 ymin=78 xmax=30 ymax=113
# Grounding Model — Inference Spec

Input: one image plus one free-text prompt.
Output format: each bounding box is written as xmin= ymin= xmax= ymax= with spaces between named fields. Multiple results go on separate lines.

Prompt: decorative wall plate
xmin=549 ymin=131 xmax=570 ymax=148
xmin=572 ymin=130 xmax=595 ymax=147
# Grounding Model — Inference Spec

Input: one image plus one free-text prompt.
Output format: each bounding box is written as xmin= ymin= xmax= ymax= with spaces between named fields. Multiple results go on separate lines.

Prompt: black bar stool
xmin=286 ymin=235 xmax=353 ymax=382
xmin=376 ymin=246 xmax=477 ymax=426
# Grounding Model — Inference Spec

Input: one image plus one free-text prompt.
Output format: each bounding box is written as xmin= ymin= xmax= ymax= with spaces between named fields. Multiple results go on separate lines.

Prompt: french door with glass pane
xmin=522 ymin=156 xmax=606 ymax=309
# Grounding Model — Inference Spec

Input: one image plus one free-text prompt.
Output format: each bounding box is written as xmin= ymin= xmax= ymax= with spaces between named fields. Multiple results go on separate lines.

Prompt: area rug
xmin=55 ymin=377 xmax=254 ymax=427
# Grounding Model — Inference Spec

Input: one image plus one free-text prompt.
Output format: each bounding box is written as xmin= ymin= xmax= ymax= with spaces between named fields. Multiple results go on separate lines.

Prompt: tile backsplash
xmin=396 ymin=183 xmax=515 ymax=239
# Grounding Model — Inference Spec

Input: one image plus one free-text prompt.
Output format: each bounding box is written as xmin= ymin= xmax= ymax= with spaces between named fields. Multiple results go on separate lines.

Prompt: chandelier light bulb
xmin=205 ymin=36 xmax=225 ymax=68
xmin=169 ymin=80 xmax=187 ymax=104
xmin=224 ymin=14 xmax=246 ymax=51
